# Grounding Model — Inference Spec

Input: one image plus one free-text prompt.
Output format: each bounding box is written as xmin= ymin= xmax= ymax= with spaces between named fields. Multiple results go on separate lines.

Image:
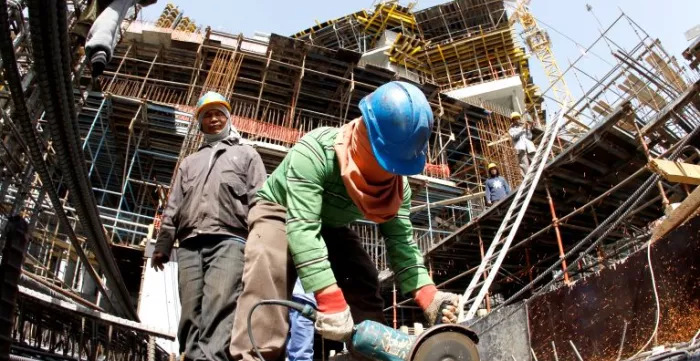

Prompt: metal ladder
xmin=458 ymin=109 xmax=568 ymax=322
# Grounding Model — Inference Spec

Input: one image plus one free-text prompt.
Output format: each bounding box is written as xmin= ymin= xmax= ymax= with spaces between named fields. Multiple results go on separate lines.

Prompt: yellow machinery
xmin=508 ymin=0 xmax=588 ymax=133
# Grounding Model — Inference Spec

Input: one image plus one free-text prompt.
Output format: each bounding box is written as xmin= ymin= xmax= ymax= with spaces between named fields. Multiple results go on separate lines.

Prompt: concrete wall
xmin=359 ymin=31 xmax=421 ymax=83
xmin=474 ymin=215 xmax=700 ymax=361
xmin=468 ymin=302 xmax=531 ymax=361
xmin=443 ymin=76 xmax=525 ymax=113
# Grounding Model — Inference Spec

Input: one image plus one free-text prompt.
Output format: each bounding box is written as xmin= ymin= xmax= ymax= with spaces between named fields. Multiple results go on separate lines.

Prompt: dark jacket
xmin=154 ymin=139 xmax=267 ymax=257
xmin=485 ymin=175 xmax=511 ymax=204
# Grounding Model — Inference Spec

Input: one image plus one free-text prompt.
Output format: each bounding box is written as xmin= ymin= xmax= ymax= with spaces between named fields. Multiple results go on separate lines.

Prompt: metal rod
xmin=410 ymin=192 xmax=485 ymax=213
xmin=569 ymin=341 xmax=585 ymax=361
xmin=507 ymin=166 xmax=648 ymax=253
xmin=21 ymin=271 xmax=103 ymax=311
xmin=615 ymin=321 xmax=628 ymax=361
xmin=477 ymin=229 xmax=491 ymax=312
xmin=392 ymin=283 xmax=397 ymax=329
xmin=545 ymin=182 xmax=569 ymax=283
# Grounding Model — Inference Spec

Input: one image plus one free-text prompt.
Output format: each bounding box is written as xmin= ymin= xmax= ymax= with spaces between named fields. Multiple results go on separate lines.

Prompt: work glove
xmin=314 ymin=287 xmax=354 ymax=342
xmin=151 ymin=251 xmax=169 ymax=271
xmin=414 ymin=285 xmax=460 ymax=326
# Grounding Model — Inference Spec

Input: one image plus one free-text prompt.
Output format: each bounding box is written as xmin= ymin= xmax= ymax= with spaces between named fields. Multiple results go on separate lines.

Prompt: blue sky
xmin=139 ymin=0 xmax=699 ymax=111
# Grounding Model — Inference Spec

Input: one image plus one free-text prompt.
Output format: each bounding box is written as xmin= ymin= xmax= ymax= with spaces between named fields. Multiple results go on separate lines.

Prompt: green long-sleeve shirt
xmin=257 ymin=127 xmax=433 ymax=295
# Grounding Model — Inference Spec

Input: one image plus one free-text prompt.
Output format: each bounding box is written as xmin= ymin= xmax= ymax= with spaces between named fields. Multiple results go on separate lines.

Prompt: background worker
xmin=508 ymin=112 xmax=536 ymax=177
xmin=229 ymin=81 xmax=461 ymax=361
xmin=152 ymin=92 xmax=267 ymax=361
xmin=286 ymin=279 xmax=316 ymax=361
xmin=484 ymin=163 xmax=511 ymax=207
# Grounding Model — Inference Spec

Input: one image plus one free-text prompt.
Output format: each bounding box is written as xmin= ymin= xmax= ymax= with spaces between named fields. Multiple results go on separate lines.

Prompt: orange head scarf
xmin=334 ymin=118 xmax=403 ymax=223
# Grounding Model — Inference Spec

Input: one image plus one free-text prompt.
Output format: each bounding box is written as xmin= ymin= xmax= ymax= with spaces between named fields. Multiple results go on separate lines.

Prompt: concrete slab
xmin=443 ymin=76 xmax=526 ymax=113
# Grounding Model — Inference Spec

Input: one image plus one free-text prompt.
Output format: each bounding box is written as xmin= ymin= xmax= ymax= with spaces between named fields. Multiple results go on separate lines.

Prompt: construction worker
xmin=152 ymin=92 xmax=267 ymax=361
xmin=484 ymin=163 xmax=511 ymax=207
xmin=508 ymin=112 xmax=536 ymax=177
xmin=229 ymin=81 xmax=461 ymax=361
xmin=286 ymin=279 xmax=316 ymax=361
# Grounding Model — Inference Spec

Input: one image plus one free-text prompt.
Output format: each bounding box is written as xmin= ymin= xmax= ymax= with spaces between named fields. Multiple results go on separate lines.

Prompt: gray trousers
xmin=178 ymin=237 xmax=245 ymax=361
xmin=229 ymin=200 xmax=386 ymax=361
xmin=517 ymin=150 xmax=534 ymax=178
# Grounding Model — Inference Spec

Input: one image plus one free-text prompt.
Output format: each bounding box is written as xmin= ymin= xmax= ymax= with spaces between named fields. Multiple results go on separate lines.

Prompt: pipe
xmin=409 ymin=192 xmax=485 ymax=213
xmin=477 ymin=230 xmax=491 ymax=312
xmin=545 ymin=182 xmax=570 ymax=283
xmin=10 ymin=354 xmax=42 ymax=361
xmin=392 ymin=283 xmax=397 ymax=329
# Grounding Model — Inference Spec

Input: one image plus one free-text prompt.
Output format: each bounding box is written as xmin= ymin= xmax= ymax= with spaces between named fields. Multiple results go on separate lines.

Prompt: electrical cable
xmin=630 ymin=238 xmax=660 ymax=358
xmin=528 ymin=12 xmax=616 ymax=68
xmin=490 ymin=172 xmax=659 ymax=312
xmin=247 ymin=300 xmax=316 ymax=361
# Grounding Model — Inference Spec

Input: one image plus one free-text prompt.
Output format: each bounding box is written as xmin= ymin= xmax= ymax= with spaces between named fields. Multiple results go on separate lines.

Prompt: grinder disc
xmin=411 ymin=330 xmax=480 ymax=361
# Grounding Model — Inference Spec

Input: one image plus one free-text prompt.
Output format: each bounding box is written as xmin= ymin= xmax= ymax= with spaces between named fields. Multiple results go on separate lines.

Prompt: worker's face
xmin=201 ymin=109 xmax=228 ymax=134
xmin=512 ymin=116 xmax=521 ymax=124
xmin=490 ymin=168 xmax=498 ymax=176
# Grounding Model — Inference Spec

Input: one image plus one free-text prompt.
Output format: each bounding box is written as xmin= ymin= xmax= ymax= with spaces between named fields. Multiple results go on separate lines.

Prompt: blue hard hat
xmin=359 ymin=81 xmax=434 ymax=176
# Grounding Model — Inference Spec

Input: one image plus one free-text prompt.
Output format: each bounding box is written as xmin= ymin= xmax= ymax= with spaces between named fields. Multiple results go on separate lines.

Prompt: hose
xmin=247 ymin=300 xmax=317 ymax=361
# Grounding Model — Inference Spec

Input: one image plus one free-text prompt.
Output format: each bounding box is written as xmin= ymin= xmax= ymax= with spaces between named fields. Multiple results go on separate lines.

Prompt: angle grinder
xmin=247 ymin=300 xmax=480 ymax=361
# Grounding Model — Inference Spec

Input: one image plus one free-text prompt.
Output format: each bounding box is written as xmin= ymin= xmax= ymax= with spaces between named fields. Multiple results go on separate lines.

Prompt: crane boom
xmin=507 ymin=0 xmax=588 ymax=133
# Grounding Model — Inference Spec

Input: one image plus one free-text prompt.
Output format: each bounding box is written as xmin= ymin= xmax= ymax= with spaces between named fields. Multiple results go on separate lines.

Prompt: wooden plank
xmin=649 ymin=158 xmax=700 ymax=185
xmin=650 ymin=184 xmax=700 ymax=243
xmin=640 ymin=80 xmax=700 ymax=135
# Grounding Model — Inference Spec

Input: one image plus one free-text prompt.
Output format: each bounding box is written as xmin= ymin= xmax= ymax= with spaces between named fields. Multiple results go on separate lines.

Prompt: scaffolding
xmin=1 ymin=1 xmax=698 ymax=360
xmin=385 ymin=11 xmax=700 ymax=331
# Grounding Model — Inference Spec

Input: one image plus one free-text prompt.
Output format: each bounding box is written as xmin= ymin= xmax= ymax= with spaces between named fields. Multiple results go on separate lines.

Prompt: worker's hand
xmin=414 ymin=285 xmax=460 ymax=326
xmin=151 ymin=251 xmax=169 ymax=271
xmin=486 ymin=201 xmax=492 ymax=207
xmin=314 ymin=285 xmax=354 ymax=342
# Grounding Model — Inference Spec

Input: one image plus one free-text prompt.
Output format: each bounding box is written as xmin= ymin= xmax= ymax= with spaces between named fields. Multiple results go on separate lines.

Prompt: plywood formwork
xmin=292 ymin=0 xmax=543 ymax=118
xmin=83 ymin=20 xmax=502 ymax=262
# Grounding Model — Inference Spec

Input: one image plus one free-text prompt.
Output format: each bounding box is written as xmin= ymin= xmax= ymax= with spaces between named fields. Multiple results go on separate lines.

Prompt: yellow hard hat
xmin=195 ymin=91 xmax=231 ymax=120
xmin=510 ymin=112 xmax=521 ymax=120
xmin=487 ymin=163 xmax=498 ymax=170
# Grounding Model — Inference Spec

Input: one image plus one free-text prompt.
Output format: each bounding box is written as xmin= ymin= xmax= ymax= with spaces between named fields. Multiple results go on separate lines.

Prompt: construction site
xmin=0 ymin=0 xmax=699 ymax=361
